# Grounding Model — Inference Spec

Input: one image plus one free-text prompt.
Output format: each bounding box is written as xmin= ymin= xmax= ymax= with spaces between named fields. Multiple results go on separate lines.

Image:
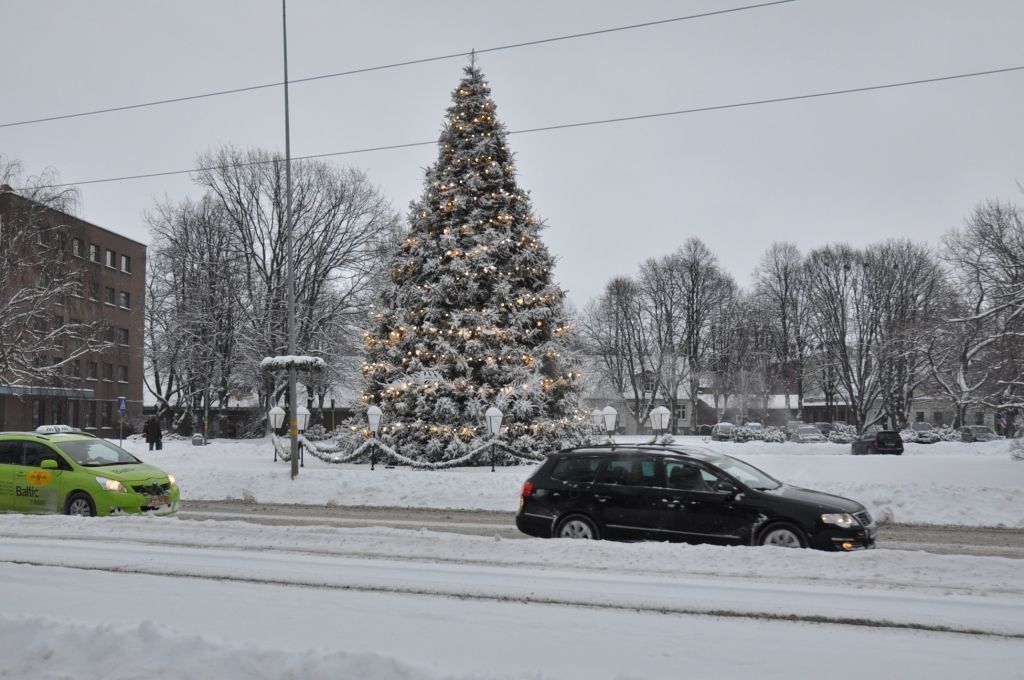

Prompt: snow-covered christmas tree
xmin=360 ymin=62 xmax=586 ymax=462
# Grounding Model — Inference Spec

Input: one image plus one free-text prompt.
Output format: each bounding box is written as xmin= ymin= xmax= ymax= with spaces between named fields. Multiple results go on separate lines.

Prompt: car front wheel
xmin=555 ymin=514 xmax=600 ymax=540
xmin=758 ymin=522 xmax=808 ymax=548
xmin=64 ymin=492 xmax=96 ymax=517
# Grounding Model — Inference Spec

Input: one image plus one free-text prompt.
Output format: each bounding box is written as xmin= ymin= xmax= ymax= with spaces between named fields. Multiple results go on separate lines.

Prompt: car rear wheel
xmin=555 ymin=514 xmax=600 ymax=540
xmin=65 ymin=492 xmax=96 ymax=517
xmin=758 ymin=522 xmax=807 ymax=548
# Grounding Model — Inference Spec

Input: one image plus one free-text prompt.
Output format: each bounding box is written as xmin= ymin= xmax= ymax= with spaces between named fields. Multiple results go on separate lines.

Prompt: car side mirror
xmin=714 ymin=480 xmax=738 ymax=495
xmin=40 ymin=459 xmax=58 ymax=470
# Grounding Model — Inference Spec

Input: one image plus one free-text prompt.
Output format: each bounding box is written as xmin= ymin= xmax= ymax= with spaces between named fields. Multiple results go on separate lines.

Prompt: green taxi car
xmin=0 ymin=425 xmax=179 ymax=517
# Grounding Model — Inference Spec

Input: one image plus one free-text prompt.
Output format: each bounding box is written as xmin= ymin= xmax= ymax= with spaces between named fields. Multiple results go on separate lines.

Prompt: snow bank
xmin=0 ymin=616 xmax=450 ymax=680
xmin=118 ymin=435 xmax=1024 ymax=527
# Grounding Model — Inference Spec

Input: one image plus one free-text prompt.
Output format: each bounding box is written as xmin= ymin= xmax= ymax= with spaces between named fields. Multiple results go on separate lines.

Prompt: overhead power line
xmin=25 ymin=64 xmax=1024 ymax=191
xmin=0 ymin=0 xmax=798 ymax=129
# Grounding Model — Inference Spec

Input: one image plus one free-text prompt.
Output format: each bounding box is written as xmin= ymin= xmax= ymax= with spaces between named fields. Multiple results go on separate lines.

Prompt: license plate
xmin=148 ymin=495 xmax=170 ymax=506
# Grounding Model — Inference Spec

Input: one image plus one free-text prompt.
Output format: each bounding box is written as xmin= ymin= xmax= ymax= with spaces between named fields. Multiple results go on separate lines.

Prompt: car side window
xmin=23 ymin=443 xmax=59 ymax=468
xmin=597 ymin=456 xmax=657 ymax=486
xmin=550 ymin=456 xmax=601 ymax=484
xmin=0 ymin=441 xmax=22 ymax=465
xmin=665 ymin=460 xmax=719 ymax=492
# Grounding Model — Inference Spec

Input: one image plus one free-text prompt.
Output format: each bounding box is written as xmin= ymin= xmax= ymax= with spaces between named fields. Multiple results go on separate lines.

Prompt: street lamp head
xmin=485 ymin=406 xmax=504 ymax=436
xmin=590 ymin=408 xmax=603 ymax=428
xmin=602 ymin=405 xmax=617 ymax=434
xmin=650 ymin=405 xmax=671 ymax=433
xmin=295 ymin=406 xmax=311 ymax=432
xmin=366 ymin=405 xmax=383 ymax=434
xmin=268 ymin=406 xmax=285 ymax=430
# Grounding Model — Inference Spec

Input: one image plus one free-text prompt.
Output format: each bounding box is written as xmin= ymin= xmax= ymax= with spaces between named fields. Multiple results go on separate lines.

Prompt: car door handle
xmin=660 ymin=498 xmax=680 ymax=508
xmin=594 ymin=494 xmax=611 ymax=503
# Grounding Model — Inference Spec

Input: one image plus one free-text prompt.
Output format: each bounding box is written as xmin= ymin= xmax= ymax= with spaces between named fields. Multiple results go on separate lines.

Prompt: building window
xmin=72 ymin=237 xmax=84 ymax=258
xmin=52 ymin=314 xmax=64 ymax=330
xmin=916 ymin=411 xmax=925 ymax=422
xmin=37 ymin=227 xmax=47 ymax=246
xmin=70 ymin=279 xmax=83 ymax=298
xmin=32 ymin=399 xmax=44 ymax=428
xmin=105 ymin=249 xmax=116 ymax=268
xmin=674 ymin=403 xmax=687 ymax=421
xmin=71 ymin=359 xmax=82 ymax=378
xmin=974 ymin=412 xmax=984 ymax=425
xmin=933 ymin=411 xmax=944 ymax=425
xmin=89 ymin=244 xmax=100 ymax=263
xmin=117 ymin=365 xmax=128 ymax=383
xmin=69 ymin=401 xmax=80 ymax=428
xmin=103 ymin=363 xmax=113 ymax=381
xmin=105 ymin=326 xmax=115 ymax=343
xmin=119 ymin=291 xmax=130 ymax=309
xmin=101 ymin=402 xmax=113 ymax=428
xmin=120 ymin=254 xmax=131 ymax=273
xmin=51 ymin=400 xmax=62 ymax=425
xmin=118 ymin=327 xmax=129 ymax=345
xmin=89 ymin=282 xmax=99 ymax=301
xmin=86 ymin=402 xmax=96 ymax=429
xmin=105 ymin=287 xmax=115 ymax=305
xmin=86 ymin=361 xmax=98 ymax=380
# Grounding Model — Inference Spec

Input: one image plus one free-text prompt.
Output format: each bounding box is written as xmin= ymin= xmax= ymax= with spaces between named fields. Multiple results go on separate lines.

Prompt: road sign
xmin=117 ymin=396 xmax=127 ymax=413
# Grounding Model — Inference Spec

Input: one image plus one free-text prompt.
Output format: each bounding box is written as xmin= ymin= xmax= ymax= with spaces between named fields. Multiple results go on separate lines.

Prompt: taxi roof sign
xmin=34 ymin=424 xmax=76 ymax=434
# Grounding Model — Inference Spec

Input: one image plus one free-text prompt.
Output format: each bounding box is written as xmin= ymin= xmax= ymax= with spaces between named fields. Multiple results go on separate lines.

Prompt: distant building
xmin=0 ymin=186 xmax=145 ymax=434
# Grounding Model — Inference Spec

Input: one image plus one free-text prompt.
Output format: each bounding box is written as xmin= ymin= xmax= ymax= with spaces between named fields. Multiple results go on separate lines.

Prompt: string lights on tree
xmin=359 ymin=60 xmax=586 ymax=462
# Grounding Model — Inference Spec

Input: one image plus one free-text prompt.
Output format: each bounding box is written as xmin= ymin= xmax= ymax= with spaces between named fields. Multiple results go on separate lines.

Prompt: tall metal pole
xmin=282 ymin=0 xmax=299 ymax=479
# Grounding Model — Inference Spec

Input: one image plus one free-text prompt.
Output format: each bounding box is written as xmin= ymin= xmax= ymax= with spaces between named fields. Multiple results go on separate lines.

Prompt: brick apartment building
xmin=0 ymin=185 xmax=145 ymax=435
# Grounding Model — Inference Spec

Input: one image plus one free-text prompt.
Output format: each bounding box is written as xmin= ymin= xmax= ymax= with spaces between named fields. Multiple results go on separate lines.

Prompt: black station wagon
xmin=515 ymin=445 xmax=876 ymax=551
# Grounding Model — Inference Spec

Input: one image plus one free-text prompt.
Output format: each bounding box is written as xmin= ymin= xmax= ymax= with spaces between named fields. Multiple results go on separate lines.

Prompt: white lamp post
xmin=485 ymin=406 xmax=503 ymax=472
xmin=602 ymin=405 xmax=617 ymax=442
xmin=296 ymin=405 xmax=310 ymax=468
xmin=269 ymin=406 xmax=285 ymax=461
xmin=650 ymin=405 xmax=671 ymax=443
xmin=366 ymin=405 xmax=383 ymax=470
xmin=590 ymin=408 xmax=603 ymax=430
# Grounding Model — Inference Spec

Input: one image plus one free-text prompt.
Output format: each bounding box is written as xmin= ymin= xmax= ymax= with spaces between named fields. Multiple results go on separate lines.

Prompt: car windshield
xmin=797 ymin=426 xmax=820 ymax=434
xmin=912 ymin=423 xmax=932 ymax=431
xmin=706 ymin=454 xmax=780 ymax=491
xmin=56 ymin=439 xmax=141 ymax=467
xmin=973 ymin=426 xmax=994 ymax=434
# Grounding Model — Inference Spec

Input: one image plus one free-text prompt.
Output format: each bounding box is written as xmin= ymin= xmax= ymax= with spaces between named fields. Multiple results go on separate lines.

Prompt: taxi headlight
xmin=821 ymin=512 xmax=856 ymax=529
xmin=167 ymin=474 xmax=176 ymax=486
xmin=95 ymin=476 xmax=126 ymax=493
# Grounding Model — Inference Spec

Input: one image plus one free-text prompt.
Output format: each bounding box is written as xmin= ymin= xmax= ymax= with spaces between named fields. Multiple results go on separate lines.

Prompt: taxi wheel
xmin=65 ymin=492 xmax=96 ymax=517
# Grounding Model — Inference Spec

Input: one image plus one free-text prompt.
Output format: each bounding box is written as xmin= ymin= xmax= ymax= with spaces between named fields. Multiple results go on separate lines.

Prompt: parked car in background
xmin=710 ymin=422 xmax=735 ymax=441
xmin=515 ymin=445 xmax=876 ymax=551
xmin=909 ymin=422 xmax=940 ymax=444
xmin=786 ymin=421 xmax=803 ymax=437
xmin=791 ymin=425 xmax=826 ymax=443
xmin=813 ymin=422 xmax=835 ymax=436
xmin=745 ymin=422 xmax=763 ymax=434
xmin=959 ymin=425 xmax=998 ymax=442
xmin=851 ymin=430 xmax=904 ymax=455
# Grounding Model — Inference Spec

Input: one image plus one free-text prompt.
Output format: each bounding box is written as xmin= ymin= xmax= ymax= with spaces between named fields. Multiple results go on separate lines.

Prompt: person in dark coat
xmin=144 ymin=416 xmax=163 ymax=451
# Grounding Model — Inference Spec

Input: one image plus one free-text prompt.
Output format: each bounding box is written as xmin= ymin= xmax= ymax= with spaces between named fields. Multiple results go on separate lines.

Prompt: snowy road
xmin=177 ymin=500 xmax=1024 ymax=558
xmin=1 ymin=514 xmax=1023 ymax=678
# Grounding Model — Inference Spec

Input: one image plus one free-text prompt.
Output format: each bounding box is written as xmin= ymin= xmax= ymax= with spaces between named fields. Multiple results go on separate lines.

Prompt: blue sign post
xmin=117 ymin=396 xmax=127 ymax=447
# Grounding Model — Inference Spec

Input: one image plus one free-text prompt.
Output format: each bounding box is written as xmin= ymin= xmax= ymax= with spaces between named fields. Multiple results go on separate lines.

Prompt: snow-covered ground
xmin=123 ymin=434 xmax=1024 ymax=527
xmin=2 ymin=435 xmax=1023 ymax=678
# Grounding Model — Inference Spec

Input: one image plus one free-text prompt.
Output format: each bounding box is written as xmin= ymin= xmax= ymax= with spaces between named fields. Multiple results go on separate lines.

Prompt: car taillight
xmin=521 ymin=481 xmax=534 ymax=498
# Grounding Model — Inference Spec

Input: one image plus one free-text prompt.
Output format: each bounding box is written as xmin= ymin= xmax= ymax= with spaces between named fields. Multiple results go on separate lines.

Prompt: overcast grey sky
xmin=3 ymin=0 xmax=1023 ymax=306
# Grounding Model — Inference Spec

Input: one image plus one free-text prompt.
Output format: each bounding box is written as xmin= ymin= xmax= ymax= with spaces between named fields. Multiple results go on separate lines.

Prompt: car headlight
xmin=821 ymin=513 xmax=857 ymax=528
xmin=95 ymin=476 xmax=126 ymax=493
xmin=167 ymin=474 xmax=176 ymax=486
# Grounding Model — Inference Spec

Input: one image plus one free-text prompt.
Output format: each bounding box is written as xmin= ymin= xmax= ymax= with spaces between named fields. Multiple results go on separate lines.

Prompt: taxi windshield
xmin=56 ymin=439 xmax=141 ymax=467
